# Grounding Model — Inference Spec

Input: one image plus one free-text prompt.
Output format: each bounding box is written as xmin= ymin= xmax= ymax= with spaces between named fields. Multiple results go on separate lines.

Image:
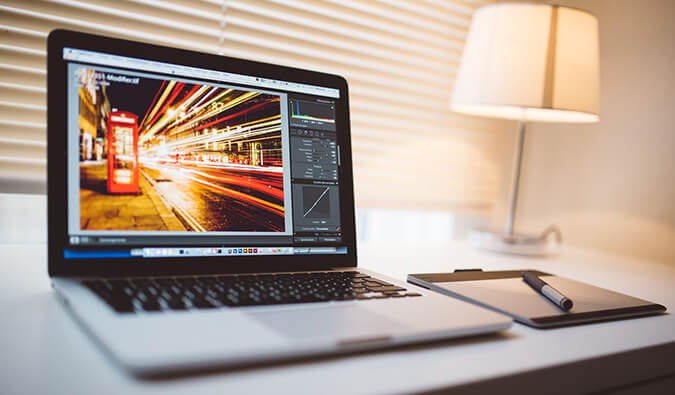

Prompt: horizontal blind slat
xmin=0 ymin=66 xmax=45 ymax=87
xmin=0 ymin=102 xmax=46 ymax=125
xmin=350 ymin=91 xmax=449 ymax=112
xmin=323 ymin=0 xmax=469 ymax=35
xmin=217 ymin=43 xmax=456 ymax=94
xmin=0 ymin=4 xmax=221 ymax=53
xmin=0 ymin=101 xmax=45 ymax=111
xmin=0 ymin=23 xmax=48 ymax=37
xmin=0 ymin=136 xmax=46 ymax=147
xmin=0 ymin=139 xmax=46 ymax=158
xmin=0 ymin=50 xmax=46 ymax=71
xmin=421 ymin=0 xmax=478 ymax=15
xmin=0 ymin=81 xmax=45 ymax=93
xmin=42 ymin=0 xmax=222 ymax=37
xmin=258 ymin=0 xmax=465 ymax=49
xmin=116 ymin=0 xmax=222 ymax=22
xmin=0 ymin=87 xmax=45 ymax=107
xmin=0 ymin=121 xmax=46 ymax=142
xmin=373 ymin=0 xmax=473 ymax=24
xmin=221 ymin=29 xmax=455 ymax=84
xmin=223 ymin=1 xmax=464 ymax=56
xmin=0 ymin=62 xmax=45 ymax=75
xmin=0 ymin=42 xmax=45 ymax=56
xmin=225 ymin=13 xmax=460 ymax=70
xmin=0 ymin=157 xmax=47 ymax=190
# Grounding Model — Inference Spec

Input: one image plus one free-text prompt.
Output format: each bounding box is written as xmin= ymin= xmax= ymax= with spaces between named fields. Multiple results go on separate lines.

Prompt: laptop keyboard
xmin=83 ymin=271 xmax=422 ymax=313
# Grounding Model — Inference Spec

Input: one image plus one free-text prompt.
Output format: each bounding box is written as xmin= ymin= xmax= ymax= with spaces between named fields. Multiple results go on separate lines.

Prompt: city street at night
xmin=142 ymin=161 xmax=284 ymax=232
xmin=77 ymin=66 xmax=287 ymax=233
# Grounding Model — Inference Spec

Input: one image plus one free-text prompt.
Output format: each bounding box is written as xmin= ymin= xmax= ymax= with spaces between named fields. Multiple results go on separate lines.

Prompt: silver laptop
xmin=47 ymin=29 xmax=511 ymax=376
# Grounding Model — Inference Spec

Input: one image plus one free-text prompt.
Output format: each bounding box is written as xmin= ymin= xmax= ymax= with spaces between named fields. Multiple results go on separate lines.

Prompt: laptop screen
xmin=62 ymin=47 xmax=347 ymax=261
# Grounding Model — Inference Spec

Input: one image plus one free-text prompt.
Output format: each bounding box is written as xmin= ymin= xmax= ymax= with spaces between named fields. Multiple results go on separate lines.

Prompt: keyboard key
xmin=141 ymin=300 xmax=161 ymax=312
xmin=168 ymin=299 xmax=188 ymax=310
xmin=82 ymin=271 xmax=420 ymax=313
xmin=378 ymin=286 xmax=406 ymax=292
xmin=370 ymin=279 xmax=394 ymax=286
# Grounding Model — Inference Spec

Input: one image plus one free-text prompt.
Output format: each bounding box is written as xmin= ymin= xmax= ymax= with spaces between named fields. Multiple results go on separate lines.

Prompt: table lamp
xmin=451 ymin=3 xmax=599 ymax=255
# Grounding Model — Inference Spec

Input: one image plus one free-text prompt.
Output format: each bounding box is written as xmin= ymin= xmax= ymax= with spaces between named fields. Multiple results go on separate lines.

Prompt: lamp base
xmin=468 ymin=227 xmax=562 ymax=257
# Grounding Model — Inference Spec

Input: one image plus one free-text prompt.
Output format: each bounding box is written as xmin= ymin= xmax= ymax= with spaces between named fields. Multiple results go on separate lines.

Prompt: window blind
xmin=0 ymin=0 xmax=510 ymax=212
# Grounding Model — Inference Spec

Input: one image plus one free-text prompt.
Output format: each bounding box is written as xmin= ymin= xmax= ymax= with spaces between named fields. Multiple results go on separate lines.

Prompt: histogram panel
xmin=289 ymin=99 xmax=336 ymax=130
xmin=290 ymin=99 xmax=335 ymax=122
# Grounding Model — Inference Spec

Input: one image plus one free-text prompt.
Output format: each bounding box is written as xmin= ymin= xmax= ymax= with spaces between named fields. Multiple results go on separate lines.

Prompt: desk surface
xmin=1 ymin=242 xmax=674 ymax=395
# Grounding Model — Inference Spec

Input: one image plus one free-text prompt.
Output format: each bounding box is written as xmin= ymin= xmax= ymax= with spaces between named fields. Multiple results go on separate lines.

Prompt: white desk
xmin=1 ymin=242 xmax=673 ymax=395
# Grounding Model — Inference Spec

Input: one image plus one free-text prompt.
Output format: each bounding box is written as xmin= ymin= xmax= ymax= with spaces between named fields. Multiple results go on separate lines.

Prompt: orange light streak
xmin=182 ymin=168 xmax=283 ymax=200
xmin=180 ymin=172 xmax=284 ymax=217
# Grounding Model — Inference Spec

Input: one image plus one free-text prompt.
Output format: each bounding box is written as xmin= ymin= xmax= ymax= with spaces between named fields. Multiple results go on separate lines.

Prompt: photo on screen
xmin=76 ymin=67 xmax=286 ymax=232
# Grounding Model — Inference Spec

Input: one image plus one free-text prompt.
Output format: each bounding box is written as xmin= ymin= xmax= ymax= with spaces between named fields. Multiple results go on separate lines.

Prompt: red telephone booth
xmin=106 ymin=111 xmax=139 ymax=194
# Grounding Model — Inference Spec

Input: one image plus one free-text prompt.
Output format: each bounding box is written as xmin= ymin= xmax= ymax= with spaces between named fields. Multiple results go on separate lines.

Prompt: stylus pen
xmin=522 ymin=271 xmax=574 ymax=311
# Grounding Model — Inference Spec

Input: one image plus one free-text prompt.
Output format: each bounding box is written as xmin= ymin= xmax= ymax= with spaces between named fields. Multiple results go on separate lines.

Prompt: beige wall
xmin=510 ymin=0 xmax=675 ymax=264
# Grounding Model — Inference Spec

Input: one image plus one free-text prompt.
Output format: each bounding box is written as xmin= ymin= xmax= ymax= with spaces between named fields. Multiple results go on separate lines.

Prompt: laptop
xmin=47 ymin=29 xmax=511 ymax=376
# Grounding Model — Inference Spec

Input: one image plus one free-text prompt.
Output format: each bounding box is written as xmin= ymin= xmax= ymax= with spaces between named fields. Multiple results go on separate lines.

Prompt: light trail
xmin=181 ymin=100 xmax=277 ymax=135
xmin=140 ymin=114 xmax=281 ymax=158
xmin=138 ymin=86 xmax=276 ymax=150
xmin=139 ymin=80 xmax=167 ymax=128
xmin=177 ymin=160 xmax=283 ymax=174
xmin=140 ymin=156 xmax=283 ymax=174
xmin=181 ymin=168 xmax=284 ymax=200
xmin=131 ymin=80 xmax=287 ymax=228
xmin=139 ymin=127 xmax=281 ymax=159
xmin=181 ymin=88 xmax=232 ymax=122
xmin=170 ymin=91 xmax=262 ymax=134
xmin=166 ymin=85 xmax=210 ymax=129
xmin=140 ymin=80 xmax=175 ymax=133
xmin=180 ymin=172 xmax=284 ymax=217
xmin=142 ymin=159 xmax=284 ymax=216
xmin=190 ymin=86 xmax=219 ymax=109
xmin=140 ymin=82 xmax=188 ymax=143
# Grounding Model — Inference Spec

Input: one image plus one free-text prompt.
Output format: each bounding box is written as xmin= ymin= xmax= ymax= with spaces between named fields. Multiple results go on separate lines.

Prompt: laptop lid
xmin=47 ymin=30 xmax=357 ymax=277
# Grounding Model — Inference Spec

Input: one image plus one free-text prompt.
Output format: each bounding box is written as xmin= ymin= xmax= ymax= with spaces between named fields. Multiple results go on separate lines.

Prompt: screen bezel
xmin=47 ymin=29 xmax=358 ymax=277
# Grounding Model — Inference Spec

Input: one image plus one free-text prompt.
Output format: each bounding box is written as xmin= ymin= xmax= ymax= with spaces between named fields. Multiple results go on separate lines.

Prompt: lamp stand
xmin=469 ymin=122 xmax=562 ymax=256
xmin=506 ymin=121 xmax=526 ymax=236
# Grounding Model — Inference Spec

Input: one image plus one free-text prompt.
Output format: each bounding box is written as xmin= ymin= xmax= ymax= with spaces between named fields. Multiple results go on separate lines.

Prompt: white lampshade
xmin=451 ymin=3 xmax=600 ymax=123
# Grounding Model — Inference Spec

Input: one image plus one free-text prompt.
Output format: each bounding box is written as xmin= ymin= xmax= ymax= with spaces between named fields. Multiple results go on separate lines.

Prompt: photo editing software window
xmin=62 ymin=48 xmax=347 ymax=260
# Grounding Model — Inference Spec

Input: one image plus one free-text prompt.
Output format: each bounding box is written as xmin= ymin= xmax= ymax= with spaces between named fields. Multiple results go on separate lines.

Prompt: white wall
xmin=0 ymin=193 xmax=46 ymax=244
xmin=513 ymin=0 xmax=675 ymax=264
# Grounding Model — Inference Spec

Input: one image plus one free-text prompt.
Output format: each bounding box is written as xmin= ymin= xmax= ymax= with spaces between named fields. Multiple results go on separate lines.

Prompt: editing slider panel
xmin=290 ymin=128 xmax=338 ymax=181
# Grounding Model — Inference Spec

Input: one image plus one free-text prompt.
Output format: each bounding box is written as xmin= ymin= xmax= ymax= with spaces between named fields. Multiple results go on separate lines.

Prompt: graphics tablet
xmin=408 ymin=270 xmax=666 ymax=328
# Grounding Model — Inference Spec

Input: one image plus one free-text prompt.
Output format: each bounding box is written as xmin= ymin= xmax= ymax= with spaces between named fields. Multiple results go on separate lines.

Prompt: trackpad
xmin=247 ymin=305 xmax=406 ymax=339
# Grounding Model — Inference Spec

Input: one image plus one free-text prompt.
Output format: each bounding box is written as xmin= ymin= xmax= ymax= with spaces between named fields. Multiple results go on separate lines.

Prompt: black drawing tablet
xmin=408 ymin=270 xmax=666 ymax=328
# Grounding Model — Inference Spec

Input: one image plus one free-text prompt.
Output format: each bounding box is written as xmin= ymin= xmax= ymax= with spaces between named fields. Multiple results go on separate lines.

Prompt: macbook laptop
xmin=47 ymin=29 xmax=511 ymax=376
